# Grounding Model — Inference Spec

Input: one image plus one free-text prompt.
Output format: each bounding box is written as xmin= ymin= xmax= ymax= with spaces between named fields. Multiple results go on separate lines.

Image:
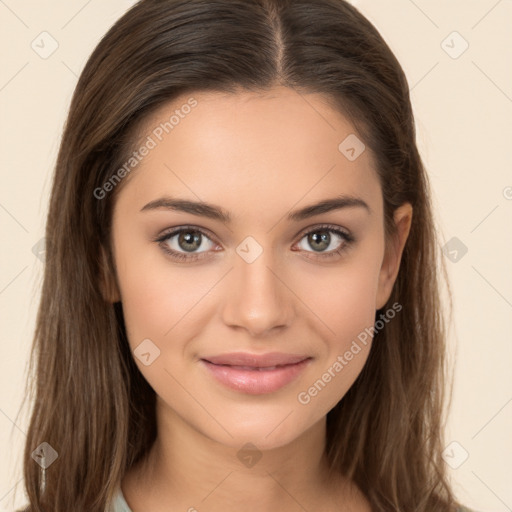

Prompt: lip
xmin=202 ymin=352 xmax=310 ymax=367
xmin=200 ymin=352 xmax=312 ymax=394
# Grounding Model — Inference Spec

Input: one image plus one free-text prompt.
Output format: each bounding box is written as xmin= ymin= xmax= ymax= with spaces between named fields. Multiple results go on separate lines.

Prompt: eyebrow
xmin=140 ymin=194 xmax=371 ymax=223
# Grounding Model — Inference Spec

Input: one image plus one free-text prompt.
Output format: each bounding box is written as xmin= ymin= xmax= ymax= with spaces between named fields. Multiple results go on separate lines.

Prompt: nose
xmin=220 ymin=247 xmax=294 ymax=337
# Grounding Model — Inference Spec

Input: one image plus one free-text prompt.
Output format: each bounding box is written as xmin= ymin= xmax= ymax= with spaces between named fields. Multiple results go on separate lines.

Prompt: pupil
xmin=179 ymin=231 xmax=201 ymax=252
xmin=309 ymin=231 xmax=330 ymax=251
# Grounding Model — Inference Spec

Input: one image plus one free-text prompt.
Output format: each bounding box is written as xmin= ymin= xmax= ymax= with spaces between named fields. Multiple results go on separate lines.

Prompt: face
xmin=108 ymin=86 xmax=410 ymax=451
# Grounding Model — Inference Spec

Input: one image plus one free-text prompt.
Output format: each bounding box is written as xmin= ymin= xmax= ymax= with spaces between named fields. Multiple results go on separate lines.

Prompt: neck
xmin=122 ymin=398 xmax=368 ymax=512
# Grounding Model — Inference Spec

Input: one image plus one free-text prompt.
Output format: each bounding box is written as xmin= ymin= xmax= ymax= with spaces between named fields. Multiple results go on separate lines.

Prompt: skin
xmin=106 ymin=85 xmax=412 ymax=512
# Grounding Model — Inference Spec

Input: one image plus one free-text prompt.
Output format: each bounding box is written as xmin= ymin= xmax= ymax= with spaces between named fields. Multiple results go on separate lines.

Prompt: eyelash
xmin=154 ymin=223 xmax=355 ymax=262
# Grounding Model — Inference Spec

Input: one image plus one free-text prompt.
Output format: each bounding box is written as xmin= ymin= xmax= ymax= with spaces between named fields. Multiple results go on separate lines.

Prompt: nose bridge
xmin=221 ymin=240 xmax=292 ymax=336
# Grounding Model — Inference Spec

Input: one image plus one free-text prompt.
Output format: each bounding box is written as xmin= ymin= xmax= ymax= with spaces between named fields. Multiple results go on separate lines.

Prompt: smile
xmin=200 ymin=352 xmax=312 ymax=394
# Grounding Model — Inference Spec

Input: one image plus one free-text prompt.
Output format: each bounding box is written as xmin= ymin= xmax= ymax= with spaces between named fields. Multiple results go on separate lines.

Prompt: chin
xmin=203 ymin=406 xmax=320 ymax=452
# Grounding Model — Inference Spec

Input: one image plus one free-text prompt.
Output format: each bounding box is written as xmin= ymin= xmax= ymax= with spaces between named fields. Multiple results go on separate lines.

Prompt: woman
xmin=18 ymin=0 xmax=476 ymax=510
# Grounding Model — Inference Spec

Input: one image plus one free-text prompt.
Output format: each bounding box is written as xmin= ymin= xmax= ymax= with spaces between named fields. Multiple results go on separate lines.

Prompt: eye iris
xmin=178 ymin=231 xmax=202 ymax=252
xmin=308 ymin=230 xmax=330 ymax=251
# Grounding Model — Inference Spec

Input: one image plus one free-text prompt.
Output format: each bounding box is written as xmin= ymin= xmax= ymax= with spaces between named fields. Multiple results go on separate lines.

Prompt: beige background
xmin=0 ymin=1 xmax=511 ymax=510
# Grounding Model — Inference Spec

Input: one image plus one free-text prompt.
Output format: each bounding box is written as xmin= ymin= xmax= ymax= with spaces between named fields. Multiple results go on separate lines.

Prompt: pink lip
xmin=200 ymin=352 xmax=312 ymax=394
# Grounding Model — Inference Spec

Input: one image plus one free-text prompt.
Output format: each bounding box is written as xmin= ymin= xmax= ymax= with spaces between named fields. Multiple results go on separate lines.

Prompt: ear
xmin=375 ymin=202 xmax=413 ymax=310
xmin=99 ymin=244 xmax=121 ymax=303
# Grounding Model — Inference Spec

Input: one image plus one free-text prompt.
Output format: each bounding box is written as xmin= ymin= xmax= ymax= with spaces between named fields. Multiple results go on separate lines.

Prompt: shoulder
xmin=107 ymin=487 xmax=133 ymax=512
xmin=457 ymin=506 xmax=479 ymax=512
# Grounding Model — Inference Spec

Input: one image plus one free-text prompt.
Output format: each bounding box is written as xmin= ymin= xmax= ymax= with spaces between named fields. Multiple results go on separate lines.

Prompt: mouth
xmin=200 ymin=352 xmax=312 ymax=394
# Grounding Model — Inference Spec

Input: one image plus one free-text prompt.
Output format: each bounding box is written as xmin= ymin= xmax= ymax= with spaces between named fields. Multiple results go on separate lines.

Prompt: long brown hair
xmin=16 ymin=0 xmax=459 ymax=510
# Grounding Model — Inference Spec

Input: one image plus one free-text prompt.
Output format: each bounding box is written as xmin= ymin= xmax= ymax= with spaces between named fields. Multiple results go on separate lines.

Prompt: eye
xmin=154 ymin=223 xmax=355 ymax=263
xmin=155 ymin=226 xmax=219 ymax=262
xmin=294 ymin=224 xmax=355 ymax=260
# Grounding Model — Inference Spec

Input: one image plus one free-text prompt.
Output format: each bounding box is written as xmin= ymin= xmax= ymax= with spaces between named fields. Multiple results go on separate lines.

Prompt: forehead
xmin=116 ymin=86 xmax=382 ymax=222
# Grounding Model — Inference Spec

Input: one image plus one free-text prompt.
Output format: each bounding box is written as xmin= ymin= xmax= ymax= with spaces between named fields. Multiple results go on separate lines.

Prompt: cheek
xmin=112 ymin=223 xmax=217 ymax=352
xmin=296 ymin=253 xmax=382 ymax=347
xmin=292 ymin=253 xmax=382 ymax=410
xmin=119 ymin=262 xmax=216 ymax=346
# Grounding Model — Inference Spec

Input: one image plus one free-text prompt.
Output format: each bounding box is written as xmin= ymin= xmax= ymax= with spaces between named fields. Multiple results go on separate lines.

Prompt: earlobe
xmin=375 ymin=202 xmax=413 ymax=310
xmin=99 ymin=245 xmax=121 ymax=303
